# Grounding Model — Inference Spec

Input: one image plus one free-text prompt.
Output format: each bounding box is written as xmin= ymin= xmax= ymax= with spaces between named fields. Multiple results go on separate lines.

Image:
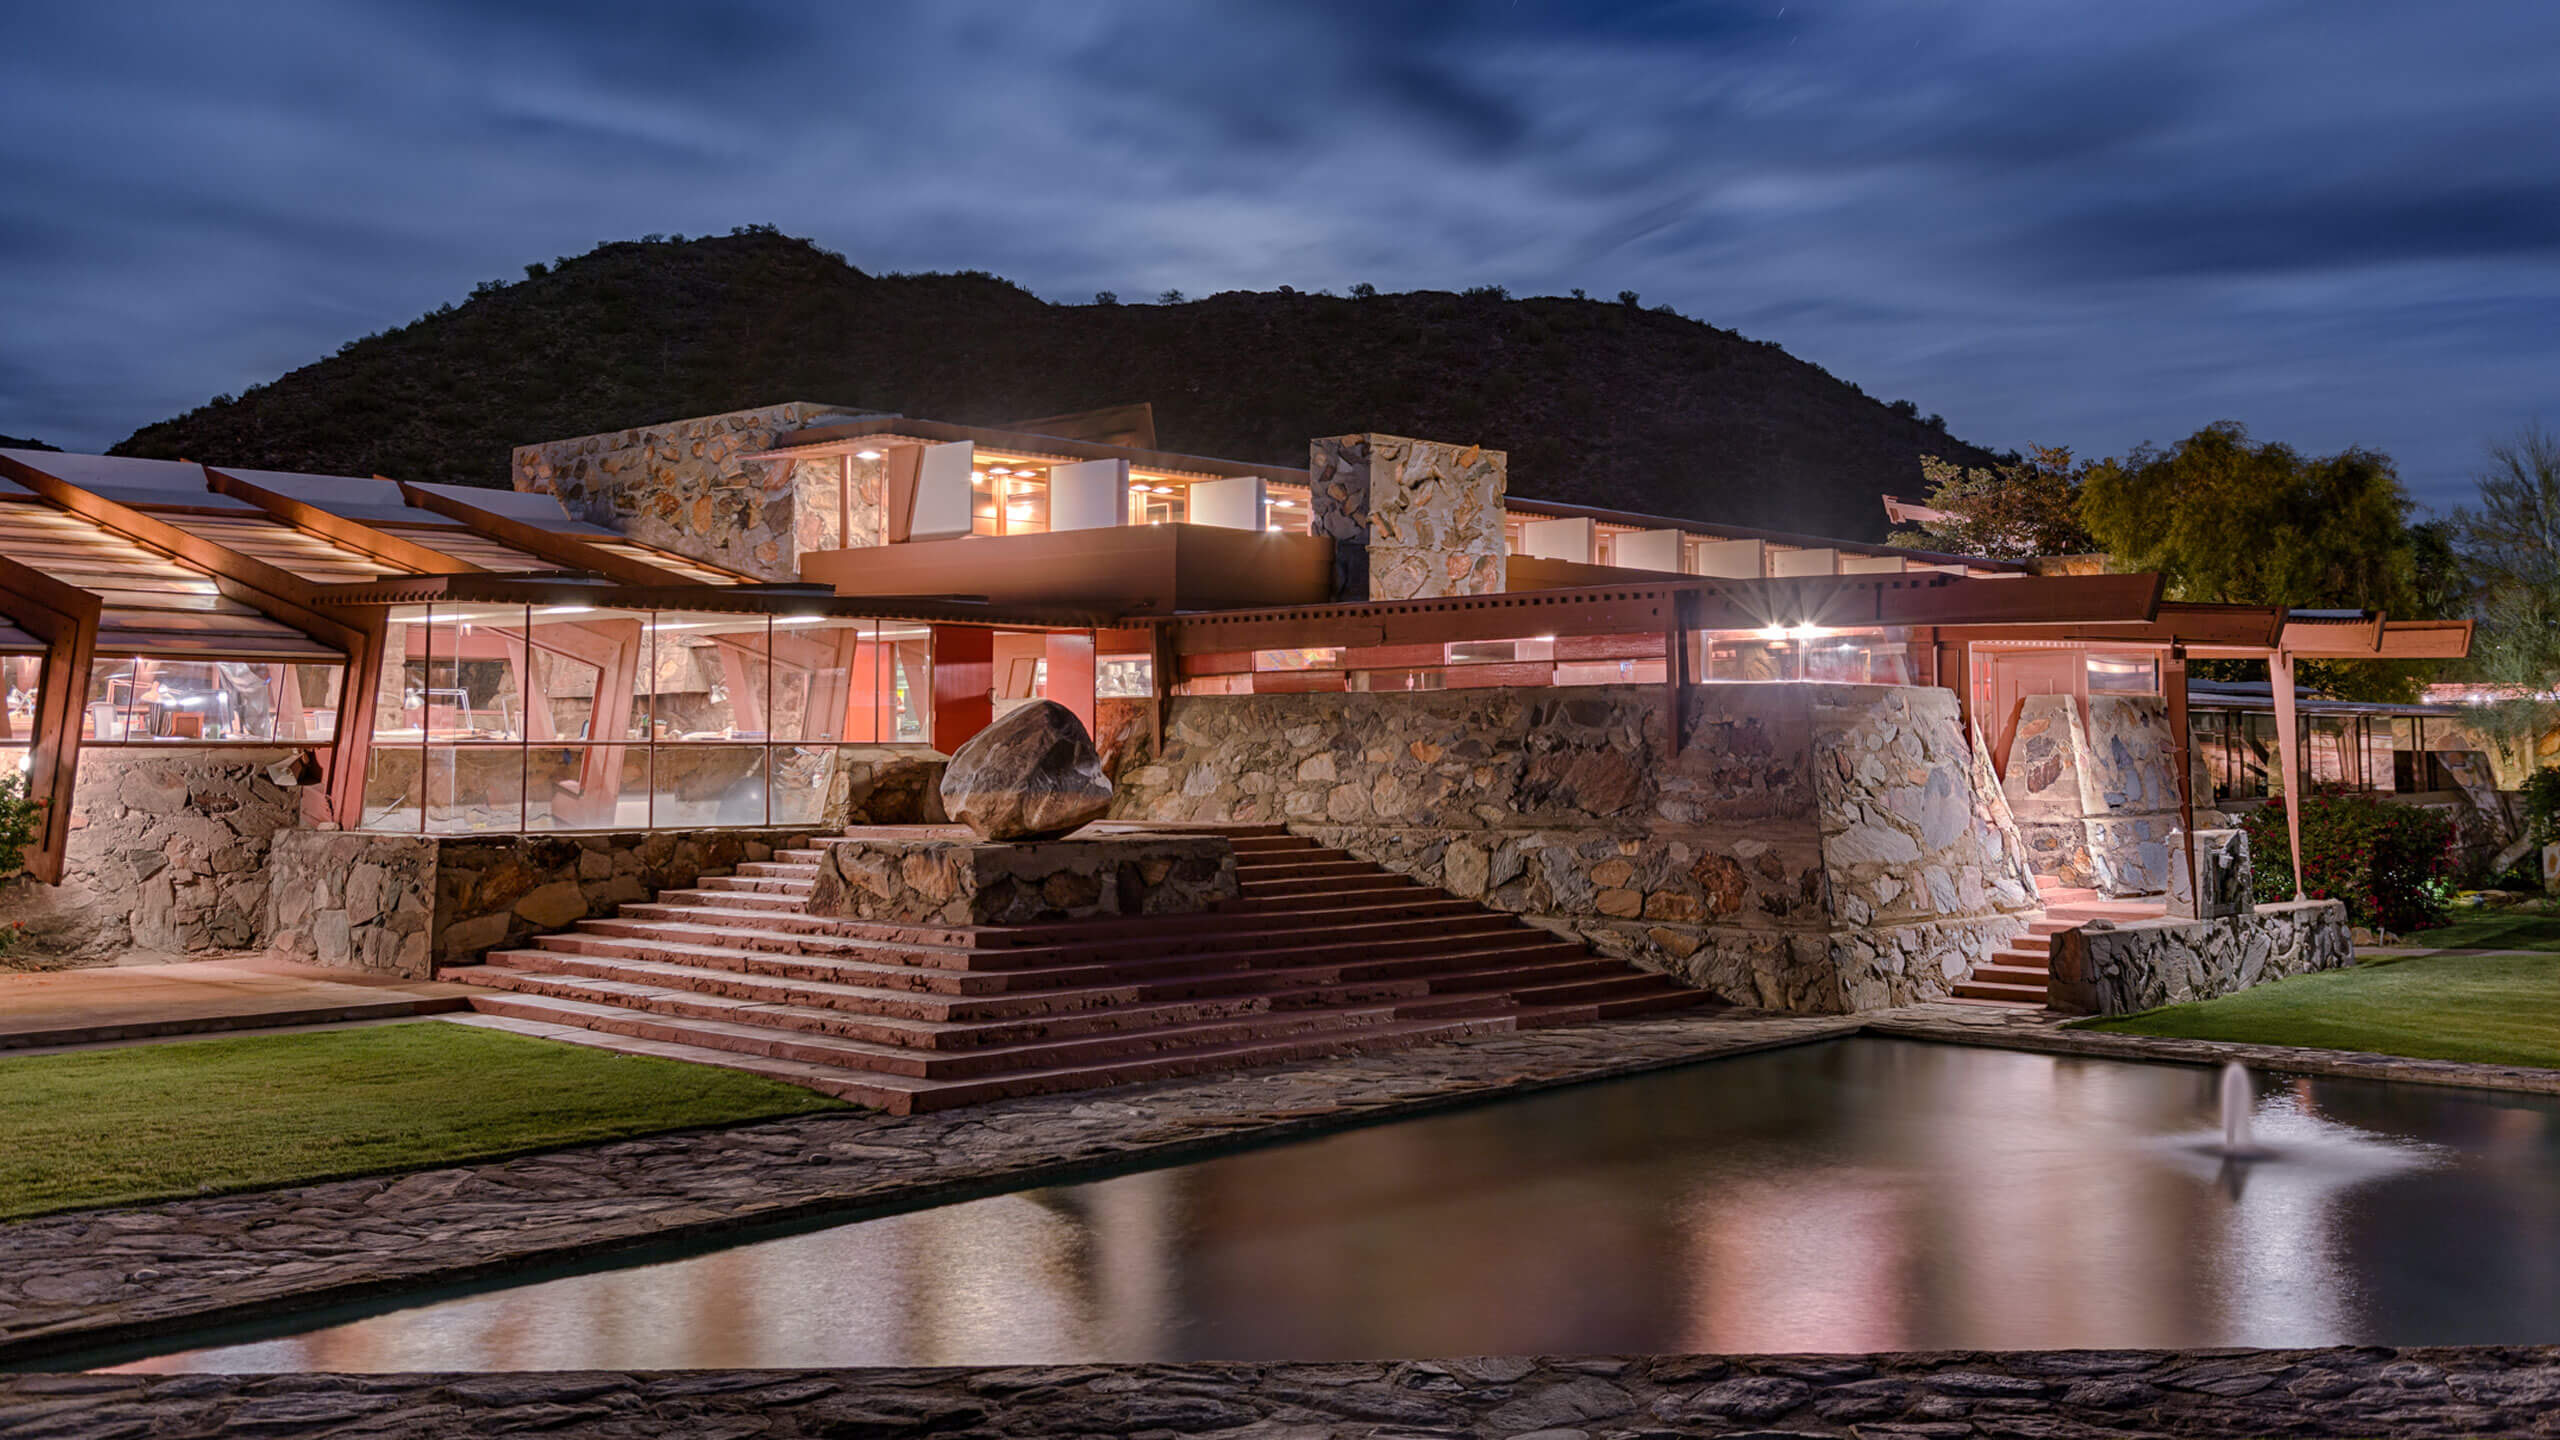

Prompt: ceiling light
xmin=1152 ymin=484 xmax=1173 ymax=495
xmin=854 ymin=449 xmax=882 ymax=461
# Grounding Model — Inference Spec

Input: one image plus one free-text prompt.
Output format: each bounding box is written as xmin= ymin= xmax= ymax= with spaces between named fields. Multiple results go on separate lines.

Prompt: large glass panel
xmin=525 ymin=605 xmax=646 ymax=744
xmin=772 ymin=616 xmax=862 ymax=744
xmin=650 ymin=745 xmax=767 ymax=827
xmin=0 ymin=656 xmax=38 ymax=746
xmin=526 ymin=744 xmax=649 ymax=831
xmin=76 ymin=658 xmax=348 ymax=743
xmin=652 ymin=615 xmax=770 ymax=740
xmin=1097 ymin=653 xmax=1154 ymax=699
xmin=770 ymin=745 xmax=836 ymax=825
xmin=360 ymin=744 xmax=423 ymax=832
xmin=426 ymin=744 xmax=524 ymax=833
xmin=882 ymin=625 xmax=931 ymax=743
xmin=425 ymin=605 xmax=525 ymax=742
xmin=2307 ymin=716 xmax=2356 ymax=788
xmin=378 ymin=607 xmax=428 ymax=742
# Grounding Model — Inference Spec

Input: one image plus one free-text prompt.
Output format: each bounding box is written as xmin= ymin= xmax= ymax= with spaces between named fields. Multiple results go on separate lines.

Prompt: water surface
xmin=115 ymin=1038 xmax=2560 ymax=1369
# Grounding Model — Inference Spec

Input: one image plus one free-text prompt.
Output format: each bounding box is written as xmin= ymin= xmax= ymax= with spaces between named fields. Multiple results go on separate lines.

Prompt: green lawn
xmin=0 ymin=1021 xmax=844 ymax=1220
xmin=2078 ymin=950 xmax=2560 ymax=1070
xmin=2398 ymin=907 xmax=2560 ymax=952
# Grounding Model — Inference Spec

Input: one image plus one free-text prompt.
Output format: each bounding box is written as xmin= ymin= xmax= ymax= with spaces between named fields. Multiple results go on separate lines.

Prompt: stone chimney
xmin=1307 ymin=434 xmax=1507 ymax=601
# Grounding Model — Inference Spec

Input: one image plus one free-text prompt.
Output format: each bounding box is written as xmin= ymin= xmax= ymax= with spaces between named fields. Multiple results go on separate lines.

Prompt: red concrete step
xmin=537 ymin=920 xmax=1575 ymax=989
xmin=1236 ymin=872 xmax=1426 ymax=898
xmin=1950 ymin=977 xmax=2046 ymax=1004
xmin=1965 ymin=962 xmax=2050 ymax=989
xmin=1228 ymin=858 xmax=1376 ymax=881
xmin=458 ymin=1000 xmax=1514 ymax=1116
xmin=460 ymin=988 xmax=1514 ymax=1082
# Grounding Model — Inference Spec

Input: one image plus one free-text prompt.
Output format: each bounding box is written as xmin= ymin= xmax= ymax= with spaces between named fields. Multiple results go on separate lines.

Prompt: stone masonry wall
xmin=1307 ymin=433 xmax=1507 ymax=601
xmin=1110 ymin=684 xmax=2037 ymax=1013
xmin=2047 ymin=898 xmax=2351 ymax=1015
xmin=268 ymin=831 xmax=437 ymax=977
xmin=0 ymin=748 xmax=315 ymax=969
xmin=807 ymin=832 xmax=1235 ymax=927
xmin=514 ymin=402 xmax=873 ymax=581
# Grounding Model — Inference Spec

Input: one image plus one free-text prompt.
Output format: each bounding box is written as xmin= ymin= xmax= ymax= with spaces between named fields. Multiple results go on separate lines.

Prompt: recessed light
xmin=854 ymin=449 xmax=882 ymax=460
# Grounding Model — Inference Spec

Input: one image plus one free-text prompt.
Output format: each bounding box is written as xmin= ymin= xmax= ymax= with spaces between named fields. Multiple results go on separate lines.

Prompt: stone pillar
xmin=1308 ymin=434 xmax=1507 ymax=601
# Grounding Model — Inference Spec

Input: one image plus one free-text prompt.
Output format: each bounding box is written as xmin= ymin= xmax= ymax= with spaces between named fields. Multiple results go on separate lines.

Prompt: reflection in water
xmin=116 ymin=1039 xmax=2560 ymax=1371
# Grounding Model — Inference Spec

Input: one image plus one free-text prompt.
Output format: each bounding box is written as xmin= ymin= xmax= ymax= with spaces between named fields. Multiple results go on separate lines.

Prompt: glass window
xmin=1098 ymin=654 xmax=1154 ymax=699
xmin=82 ymin=656 xmax=347 ymax=743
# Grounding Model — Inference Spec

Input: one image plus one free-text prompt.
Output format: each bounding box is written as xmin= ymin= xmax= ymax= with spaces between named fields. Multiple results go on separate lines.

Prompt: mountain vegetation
xmin=0 ymin=436 xmax=56 ymax=452
xmin=111 ymin=229 xmax=2000 ymax=541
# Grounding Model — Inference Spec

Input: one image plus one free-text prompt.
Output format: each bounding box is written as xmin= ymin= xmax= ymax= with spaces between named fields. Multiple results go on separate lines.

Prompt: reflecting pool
xmin=114 ymin=1039 xmax=2560 ymax=1370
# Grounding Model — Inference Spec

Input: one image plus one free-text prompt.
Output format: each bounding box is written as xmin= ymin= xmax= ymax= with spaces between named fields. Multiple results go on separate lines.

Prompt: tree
xmin=2449 ymin=422 xmax=2560 ymax=752
xmin=1888 ymin=446 xmax=2096 ymax=560
xmin=2078 ymin=421 xmax=2440 ymax=699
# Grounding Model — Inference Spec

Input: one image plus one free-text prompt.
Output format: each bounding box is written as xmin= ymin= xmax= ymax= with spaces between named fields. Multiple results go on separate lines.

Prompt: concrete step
xmin=1949 ymin=977 xmax=2047 ymax=1004
xmin=1235 ymin=872 xmax=1426 ymax=898
xmin=1965 ymin=962 xmax=2050 ymax=989
xmin=457 ymin=1003 xmax=1515 ymax=1116
xmin=569 ymin=905 xmax=1538 ymax=974
xmin=460 ymin=988 xmax=1516 ymax=1083
xmin=522 ymin=926 xmax=1598 ymax=1000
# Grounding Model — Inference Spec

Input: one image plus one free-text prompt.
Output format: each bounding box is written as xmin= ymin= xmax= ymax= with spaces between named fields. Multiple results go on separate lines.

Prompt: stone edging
xmin=1872 ymin=1002 xmax=2560 ymax=1097
xmin=7 ymin=1346 xmax=2559 ymax=1437
xmin=2 ymin=1004 xmax=2553 ymax=1368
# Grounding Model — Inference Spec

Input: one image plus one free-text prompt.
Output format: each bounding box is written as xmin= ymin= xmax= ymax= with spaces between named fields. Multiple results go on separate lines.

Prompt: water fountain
xmin=2219 ymin=1060 xmax=2261 ymax=1158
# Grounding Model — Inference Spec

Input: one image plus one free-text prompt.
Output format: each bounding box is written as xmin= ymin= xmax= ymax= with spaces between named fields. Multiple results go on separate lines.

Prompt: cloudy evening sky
xmin=4 ymin=0 xmax=2557 ymax=511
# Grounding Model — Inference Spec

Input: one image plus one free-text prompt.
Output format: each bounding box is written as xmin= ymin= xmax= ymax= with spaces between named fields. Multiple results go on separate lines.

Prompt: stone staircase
xmin=442 ymin=825 xmax=1715 ymax=1114
xmin=1949 ymin=875 xmax=2167 ymax=1006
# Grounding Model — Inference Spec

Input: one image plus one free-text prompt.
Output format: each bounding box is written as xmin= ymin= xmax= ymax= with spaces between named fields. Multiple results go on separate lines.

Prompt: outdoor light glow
xmin=534 ymin=605 xmax=595 ymax=617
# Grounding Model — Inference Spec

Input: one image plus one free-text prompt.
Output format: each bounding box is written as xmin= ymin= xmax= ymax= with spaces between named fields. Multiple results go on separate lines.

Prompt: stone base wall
xmin=268 ymin=831 xmax=437 ymax=977
xmin=268 ymin=828 xmax=821 ymax=978
xmin=1112 ymin=684 xmax=2038 ymax=1014
xmin=808 ymin=832 xmax=1236 ymax=928
xmin=0 ymin=748 xmax=316 ymax=970
xmin=2047 ymin=899 xmax=2351 ymax=1016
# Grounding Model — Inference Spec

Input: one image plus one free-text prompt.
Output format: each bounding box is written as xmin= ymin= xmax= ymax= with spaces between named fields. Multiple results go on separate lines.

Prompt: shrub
xmin=2521 ymin=765 xmax=2560 ymax=847
xmin=0 ymin=767 xmax=39 ymax=878
xmin=2240 ymin=788 xmax=2454 ymax=933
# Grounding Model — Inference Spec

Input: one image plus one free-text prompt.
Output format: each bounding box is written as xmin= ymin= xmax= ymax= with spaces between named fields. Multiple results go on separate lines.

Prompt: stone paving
xmin=11 ymin=1346 xmax=2560 ymax=1437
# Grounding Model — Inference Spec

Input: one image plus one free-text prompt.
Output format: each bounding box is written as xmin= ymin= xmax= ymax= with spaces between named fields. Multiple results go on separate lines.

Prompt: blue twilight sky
xmin=3 ymin=0 xmax=2556 ymax=512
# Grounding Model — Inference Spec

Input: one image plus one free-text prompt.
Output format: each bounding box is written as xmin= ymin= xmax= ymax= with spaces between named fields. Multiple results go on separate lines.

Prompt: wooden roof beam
xmin=390 ymin=481 xmax=693 ymax=588
xmin=205 ymin=467 xmax=484 ymax=577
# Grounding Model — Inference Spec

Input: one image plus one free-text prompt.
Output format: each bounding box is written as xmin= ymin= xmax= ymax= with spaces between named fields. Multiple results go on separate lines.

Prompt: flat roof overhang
xmin=749 ymin=417 xmax=1311 ymax=486
xmin=1152 ymin=571 xmax=2167 ymax=654
xmin=305 ymin=572 xmax=1119 ymax=630
xmin=1497 ymin=494 xmax=2035 ymax=574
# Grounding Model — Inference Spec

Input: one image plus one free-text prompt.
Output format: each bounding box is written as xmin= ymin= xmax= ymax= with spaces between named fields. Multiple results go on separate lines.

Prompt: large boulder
xmin=939 ymin=701 xmax=1113 ymax=841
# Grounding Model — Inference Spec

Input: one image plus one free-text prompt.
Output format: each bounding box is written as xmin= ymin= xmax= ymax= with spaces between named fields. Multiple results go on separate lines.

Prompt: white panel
xmin=1687 ymin=538 xmax=1764 ymax=578
xmin=1613 ymin=528 xmax=1682 ymax=572
xmin=1521 ymin=516 xmax=1596 ymax=562
xmin=1048 ymin=458 xmax=1129 ymax=532
xmin=1187 ymin=475 xmax=1266 ymax=531
xmin=1768 ymin=546 xmax=1838 ymax=577
xmin=1839 ymin=552 xmax=1905 ymax=574
xmin=908 ymin=442 xmax=976 ymax=542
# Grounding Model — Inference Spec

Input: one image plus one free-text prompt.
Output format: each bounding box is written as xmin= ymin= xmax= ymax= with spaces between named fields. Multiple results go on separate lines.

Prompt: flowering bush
xmin=2240 ymin=788 xmax=2454 ymax=933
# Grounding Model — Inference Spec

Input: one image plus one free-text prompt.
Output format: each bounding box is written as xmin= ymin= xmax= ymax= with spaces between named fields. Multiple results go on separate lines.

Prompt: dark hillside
xmin=114 ymin=230 xmax=2001 ymax=540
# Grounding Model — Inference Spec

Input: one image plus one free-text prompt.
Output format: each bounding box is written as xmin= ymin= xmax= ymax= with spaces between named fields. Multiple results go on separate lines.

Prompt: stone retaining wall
xmin=807 ymin=832 xmax=1235 ymax=927
xmin=0 ymin=748 xmax=318 ymax=969
xmin=270 ymin=828 xmax=824 ymax=978
xmin=2047 ymin=898 xmax=2351 ymax=1015
xmin=1111 ymin=684 xmax=2039 ymax=1013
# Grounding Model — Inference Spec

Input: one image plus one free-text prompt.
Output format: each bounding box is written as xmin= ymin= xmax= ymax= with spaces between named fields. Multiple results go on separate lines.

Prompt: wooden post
xmin=2270 ymin=649 xmax=2307 ymax=900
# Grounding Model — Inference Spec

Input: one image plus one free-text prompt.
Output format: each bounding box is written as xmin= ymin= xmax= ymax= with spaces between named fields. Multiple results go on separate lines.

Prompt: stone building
xmin=0 ymin=405 xmax=2472 ymax=1024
